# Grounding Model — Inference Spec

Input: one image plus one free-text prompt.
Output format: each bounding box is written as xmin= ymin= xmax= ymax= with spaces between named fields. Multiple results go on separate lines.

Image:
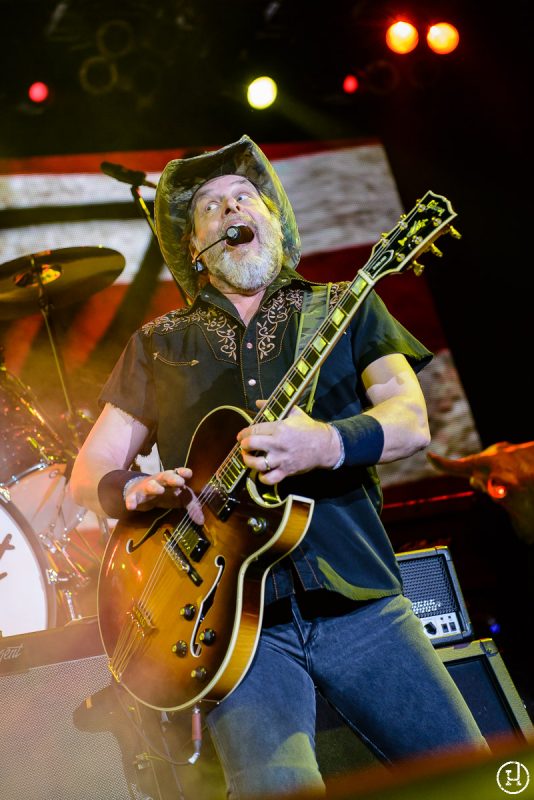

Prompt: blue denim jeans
xmin=206 ymin=592 xmax=487 ymax=798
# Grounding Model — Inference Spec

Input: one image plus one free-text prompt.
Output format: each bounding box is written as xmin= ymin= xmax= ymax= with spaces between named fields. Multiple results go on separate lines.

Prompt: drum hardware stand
xmin=45 ymin=560 xmax=89 ymax=623
xmin=1 ymin=365 xmax=65 ymax=464
xmin=15 ymin=257 xmax=83 ymax=452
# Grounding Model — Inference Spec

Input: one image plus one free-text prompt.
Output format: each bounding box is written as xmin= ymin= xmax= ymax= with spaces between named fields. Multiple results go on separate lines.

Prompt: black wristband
xmin=331 ymin=415 xmax=384 ymax=467
xmin=97 ymin=469 xmax=149 ymax=519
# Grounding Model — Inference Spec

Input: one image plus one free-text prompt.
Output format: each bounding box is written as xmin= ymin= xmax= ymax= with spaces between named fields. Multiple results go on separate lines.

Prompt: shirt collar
xmin=194 ymin=265 xmax=309 ymax=318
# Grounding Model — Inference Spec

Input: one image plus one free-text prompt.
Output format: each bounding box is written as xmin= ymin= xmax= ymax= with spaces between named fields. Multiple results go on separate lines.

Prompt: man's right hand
xmin=124 ymin=467 xmax=205 ymax=524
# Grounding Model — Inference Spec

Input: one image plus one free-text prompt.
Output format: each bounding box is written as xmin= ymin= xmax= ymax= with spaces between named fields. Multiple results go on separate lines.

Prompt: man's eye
xmin=236 ymin=193 xmax=252 ymax=202
xmin=205 ymin=201 xmax=218 ymax=212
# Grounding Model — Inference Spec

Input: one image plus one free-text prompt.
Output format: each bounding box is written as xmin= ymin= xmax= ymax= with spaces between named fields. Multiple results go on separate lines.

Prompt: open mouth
xmin=225 ymin=224 xmax=255 ymax=246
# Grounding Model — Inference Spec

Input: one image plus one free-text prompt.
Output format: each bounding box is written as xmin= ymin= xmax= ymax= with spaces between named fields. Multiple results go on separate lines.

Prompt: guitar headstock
xmin=363 ymin=190 xmax=460 ymax=282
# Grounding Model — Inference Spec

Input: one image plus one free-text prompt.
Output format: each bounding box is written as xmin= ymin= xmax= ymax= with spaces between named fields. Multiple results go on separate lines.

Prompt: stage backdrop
xmin=0 ymin=138 xmax=481 ymax=490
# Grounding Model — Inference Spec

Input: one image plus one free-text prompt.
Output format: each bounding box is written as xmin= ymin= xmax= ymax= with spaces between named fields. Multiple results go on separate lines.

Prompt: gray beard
xmin=202 ymin=219 xmax=284 ymax=292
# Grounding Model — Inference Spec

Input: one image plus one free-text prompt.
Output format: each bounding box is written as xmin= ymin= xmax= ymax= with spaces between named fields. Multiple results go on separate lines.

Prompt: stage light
xmin=342 ymin=74 xmax=359 ymax=94
xmin=487 ymin=617 xmax=502 ymax=635
xmin=247 ymin=76 xmax=277 ymax=109
xmin=385 ymin=21 xmax=419 ymax=54
xmin=28 ymin=81 xmax=50 ymax=104
xmin=487 ymin=479 xmax=508 ymax=500
xmin=426 ymin=23 xmax=460 ymax=54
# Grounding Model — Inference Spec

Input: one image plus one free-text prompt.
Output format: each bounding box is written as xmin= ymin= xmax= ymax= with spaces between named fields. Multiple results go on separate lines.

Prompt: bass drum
xmin=0 ymin=497 xmax=57 ymax=637
xmin=7 ymin=463 xmax=86 ymax=543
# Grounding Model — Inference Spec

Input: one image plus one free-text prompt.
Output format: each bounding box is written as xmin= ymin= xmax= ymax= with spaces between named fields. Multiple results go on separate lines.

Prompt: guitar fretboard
xmin=214 ymin=272 xmax=375 ymax=495
xmin=212 ymin=189 xmax=456 ymax=496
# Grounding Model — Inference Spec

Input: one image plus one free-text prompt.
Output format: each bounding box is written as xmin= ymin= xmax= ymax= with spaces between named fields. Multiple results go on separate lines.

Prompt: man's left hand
xmin=237 ymin=404 xmax=341 ymax=484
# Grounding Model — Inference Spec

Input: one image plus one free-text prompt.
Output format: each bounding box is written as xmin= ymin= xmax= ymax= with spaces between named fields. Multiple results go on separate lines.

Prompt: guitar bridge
xmin=165 ymin=536 xmax=203 ymax=585
xmin=129 ymin=600 xmax=155 ymax=635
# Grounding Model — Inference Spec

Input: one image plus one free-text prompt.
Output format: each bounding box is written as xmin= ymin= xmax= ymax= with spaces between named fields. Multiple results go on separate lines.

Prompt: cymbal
xmin=0 ymin=246 xmax=126 ymax=319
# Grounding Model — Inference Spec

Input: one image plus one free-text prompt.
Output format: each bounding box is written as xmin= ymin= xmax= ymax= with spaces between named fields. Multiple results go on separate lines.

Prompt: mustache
xmin=219 ymin=216 xmax=256 ymax=238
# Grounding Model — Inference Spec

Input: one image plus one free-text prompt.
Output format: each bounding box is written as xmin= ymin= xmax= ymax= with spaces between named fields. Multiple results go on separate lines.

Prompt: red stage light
xmin=343 ymin=74 xmax=359 ymax=94
xmin=28 ymin=81 xmax=50 ymax=103
xmin=426 ymin=22 xmax=460 ymax=54
xmin=385 ymin=21 xmax=419 ymax=54
xmin=487 ymin=479 xmax=508 ymax=500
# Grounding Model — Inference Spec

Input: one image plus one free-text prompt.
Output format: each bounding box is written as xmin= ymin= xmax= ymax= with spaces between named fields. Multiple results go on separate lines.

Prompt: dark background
xmin=1 ymin=0 xmax=530 ymax=446
xmin=1 ymin=0 xmax=533 ymax=729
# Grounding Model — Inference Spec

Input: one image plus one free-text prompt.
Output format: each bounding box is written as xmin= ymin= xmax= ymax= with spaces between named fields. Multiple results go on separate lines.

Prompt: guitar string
xmin=110 ymin=199 xmax=449 ymax=674
xmin=110 ymin=469 xmax=240 ymax=674
xmin=110 ymin=262 xmax=376 ymax=673
xmin=109 ymin=282 xmax=359 ymax=675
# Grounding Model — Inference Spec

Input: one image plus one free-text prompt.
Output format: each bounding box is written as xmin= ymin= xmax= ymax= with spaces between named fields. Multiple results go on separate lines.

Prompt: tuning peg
xmin=429 ymin=244 xmax=443 ymax=257
xmin=448 ymin=226 xmax=461 ymax=239
xmin=412 ymin=261 xmax=425 ymax=276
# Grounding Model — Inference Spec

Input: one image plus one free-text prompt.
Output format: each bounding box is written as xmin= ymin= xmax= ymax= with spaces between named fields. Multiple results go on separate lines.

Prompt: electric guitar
xmin=98 ymin=190 xmax=459 ymax=711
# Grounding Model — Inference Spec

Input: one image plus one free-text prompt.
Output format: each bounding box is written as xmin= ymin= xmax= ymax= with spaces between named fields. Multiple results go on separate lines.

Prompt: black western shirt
xmin=100 ymin=267 xmax=432 ymax=604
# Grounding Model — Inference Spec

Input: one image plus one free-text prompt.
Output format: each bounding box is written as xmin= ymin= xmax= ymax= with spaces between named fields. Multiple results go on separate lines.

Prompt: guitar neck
xmin=215 ymin=189 xmax=458 ymax=494
xmin=259 ymin=274 xmax=375 ymax=424
xmin=216 ymin=268 xmax=376 ymax=494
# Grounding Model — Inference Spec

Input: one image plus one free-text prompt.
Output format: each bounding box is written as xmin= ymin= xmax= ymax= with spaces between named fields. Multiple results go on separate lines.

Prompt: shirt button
xmin=246 ymin=342 xmax=253 ymax=350
xmin=248 ymin=378 xmax=257 ymax=386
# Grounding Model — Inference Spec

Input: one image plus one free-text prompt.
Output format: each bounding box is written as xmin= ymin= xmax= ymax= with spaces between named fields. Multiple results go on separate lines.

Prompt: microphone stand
xmin=129 ymin=183 xmax=192 ymax=308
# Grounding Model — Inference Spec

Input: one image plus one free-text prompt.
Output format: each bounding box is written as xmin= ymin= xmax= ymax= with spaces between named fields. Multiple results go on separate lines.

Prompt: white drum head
xmin=7 ymin=463 xmax=86 ymax=541
xmin=0 ymin=499 xmax=56 ymax=637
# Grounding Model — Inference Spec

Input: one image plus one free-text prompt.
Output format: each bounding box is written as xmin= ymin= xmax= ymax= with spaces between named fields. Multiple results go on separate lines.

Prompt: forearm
xmin=69 ymin=403 xmax=151 ymax=516
xmin=332 ymin=397 xmax=430 ymax=468
xmin=70 ymin=454 xmax=135 ymax=517
xmin=367 ymin=396 xmax=430 ymax=462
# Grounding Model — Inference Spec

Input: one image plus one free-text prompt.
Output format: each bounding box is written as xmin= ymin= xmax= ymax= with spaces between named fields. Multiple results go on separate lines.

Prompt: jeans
xmin=206 ymin=592 xmax=488 ymax=798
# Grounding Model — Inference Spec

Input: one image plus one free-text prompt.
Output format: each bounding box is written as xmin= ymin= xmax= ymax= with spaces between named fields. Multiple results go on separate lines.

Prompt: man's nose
xmin=224 ymin=196 xmax=241 ymax=214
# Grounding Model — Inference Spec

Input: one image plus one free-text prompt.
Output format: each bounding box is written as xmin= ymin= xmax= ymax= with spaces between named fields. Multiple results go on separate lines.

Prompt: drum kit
xmin=0 ymin=244 xmax=126 ymax=639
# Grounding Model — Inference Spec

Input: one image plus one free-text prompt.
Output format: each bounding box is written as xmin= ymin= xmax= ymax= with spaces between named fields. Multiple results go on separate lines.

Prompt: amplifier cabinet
xmin=315 ymin=637 xmax=534 ymax=780
xmin=436 ymin=638 xmax=534 ymax=743
xmin=396 ymin=545 xmax=473 ymax=646
xmin=0 ymin=617 xmax=221 ymax=800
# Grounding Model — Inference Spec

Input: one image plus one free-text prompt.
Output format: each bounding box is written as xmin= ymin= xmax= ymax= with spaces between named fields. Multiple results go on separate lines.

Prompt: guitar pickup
xmin=188 ymin=530 xmax=210 ymax=562
xmin=216 ymin=495 xmax=239 ymax=522
xmin=206 ymin=478 xmax=240 ymax=522
xmin=165 ymin=538 xmax=203 ymax=585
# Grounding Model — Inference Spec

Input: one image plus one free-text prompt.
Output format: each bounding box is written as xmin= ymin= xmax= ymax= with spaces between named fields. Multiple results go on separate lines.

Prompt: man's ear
xmin=189 ymin=235 xmax=205 ymax=272
xmin=189 ymin=233 xmax=199 ymax=264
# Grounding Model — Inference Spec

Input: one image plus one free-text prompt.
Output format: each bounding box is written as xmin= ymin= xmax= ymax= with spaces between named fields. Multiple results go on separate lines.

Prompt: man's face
xmin=190 ymin=174 xmax=283 ymax=292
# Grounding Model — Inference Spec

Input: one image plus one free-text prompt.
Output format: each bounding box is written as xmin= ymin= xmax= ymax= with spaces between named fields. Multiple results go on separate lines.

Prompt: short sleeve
xmin=98 ymin=330 xmax=158 ymax=428
xmin=351 ymin=291 xmax=433 ymax=375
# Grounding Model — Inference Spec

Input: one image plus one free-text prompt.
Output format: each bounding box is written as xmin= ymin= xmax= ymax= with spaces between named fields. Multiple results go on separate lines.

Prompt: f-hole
xmin=191 ymin=555 xmax=225 ymax=657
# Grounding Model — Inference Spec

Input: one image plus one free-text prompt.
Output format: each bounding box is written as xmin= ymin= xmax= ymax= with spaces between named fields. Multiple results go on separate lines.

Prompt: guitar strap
xmin=295 ymin=283 xmax=332 ymax=413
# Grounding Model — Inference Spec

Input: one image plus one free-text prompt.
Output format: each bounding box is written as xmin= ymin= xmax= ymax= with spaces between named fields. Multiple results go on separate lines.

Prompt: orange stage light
xmin=427 ymin=22 xmax=460 ymax=54
xmin=385 ymin=21 xmax=419 ymax=54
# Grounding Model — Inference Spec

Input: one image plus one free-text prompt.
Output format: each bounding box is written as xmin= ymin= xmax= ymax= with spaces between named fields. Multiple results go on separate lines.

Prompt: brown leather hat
xmin=154 ymin=135 xmax=301 ymax=298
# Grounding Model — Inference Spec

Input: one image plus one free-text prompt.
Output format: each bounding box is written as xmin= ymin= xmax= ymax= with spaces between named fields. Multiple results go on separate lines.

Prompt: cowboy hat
xmin=154 ymin=134 xmax=301 ymax=298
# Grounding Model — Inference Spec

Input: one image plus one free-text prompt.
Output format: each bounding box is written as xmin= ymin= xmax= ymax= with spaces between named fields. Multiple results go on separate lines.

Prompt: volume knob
xmin=172 ymin=640 xmax=188 ymax=657
xmin=199 ymin=628 xmax=216 ymax=645
xmin=180 ymin=604 xmax=196 ymax=620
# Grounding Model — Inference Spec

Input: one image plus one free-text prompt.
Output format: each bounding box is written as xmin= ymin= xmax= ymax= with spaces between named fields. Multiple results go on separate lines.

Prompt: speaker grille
xmin=399 ymin=556 xmax=458 ymax=616
xmin=1 ymin=654 xmax=145 ymax=800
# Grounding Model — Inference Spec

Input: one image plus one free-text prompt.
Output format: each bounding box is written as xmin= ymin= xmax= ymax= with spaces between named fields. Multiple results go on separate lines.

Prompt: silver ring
xmin=263 ymin=454 xmax=271 ymax=472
